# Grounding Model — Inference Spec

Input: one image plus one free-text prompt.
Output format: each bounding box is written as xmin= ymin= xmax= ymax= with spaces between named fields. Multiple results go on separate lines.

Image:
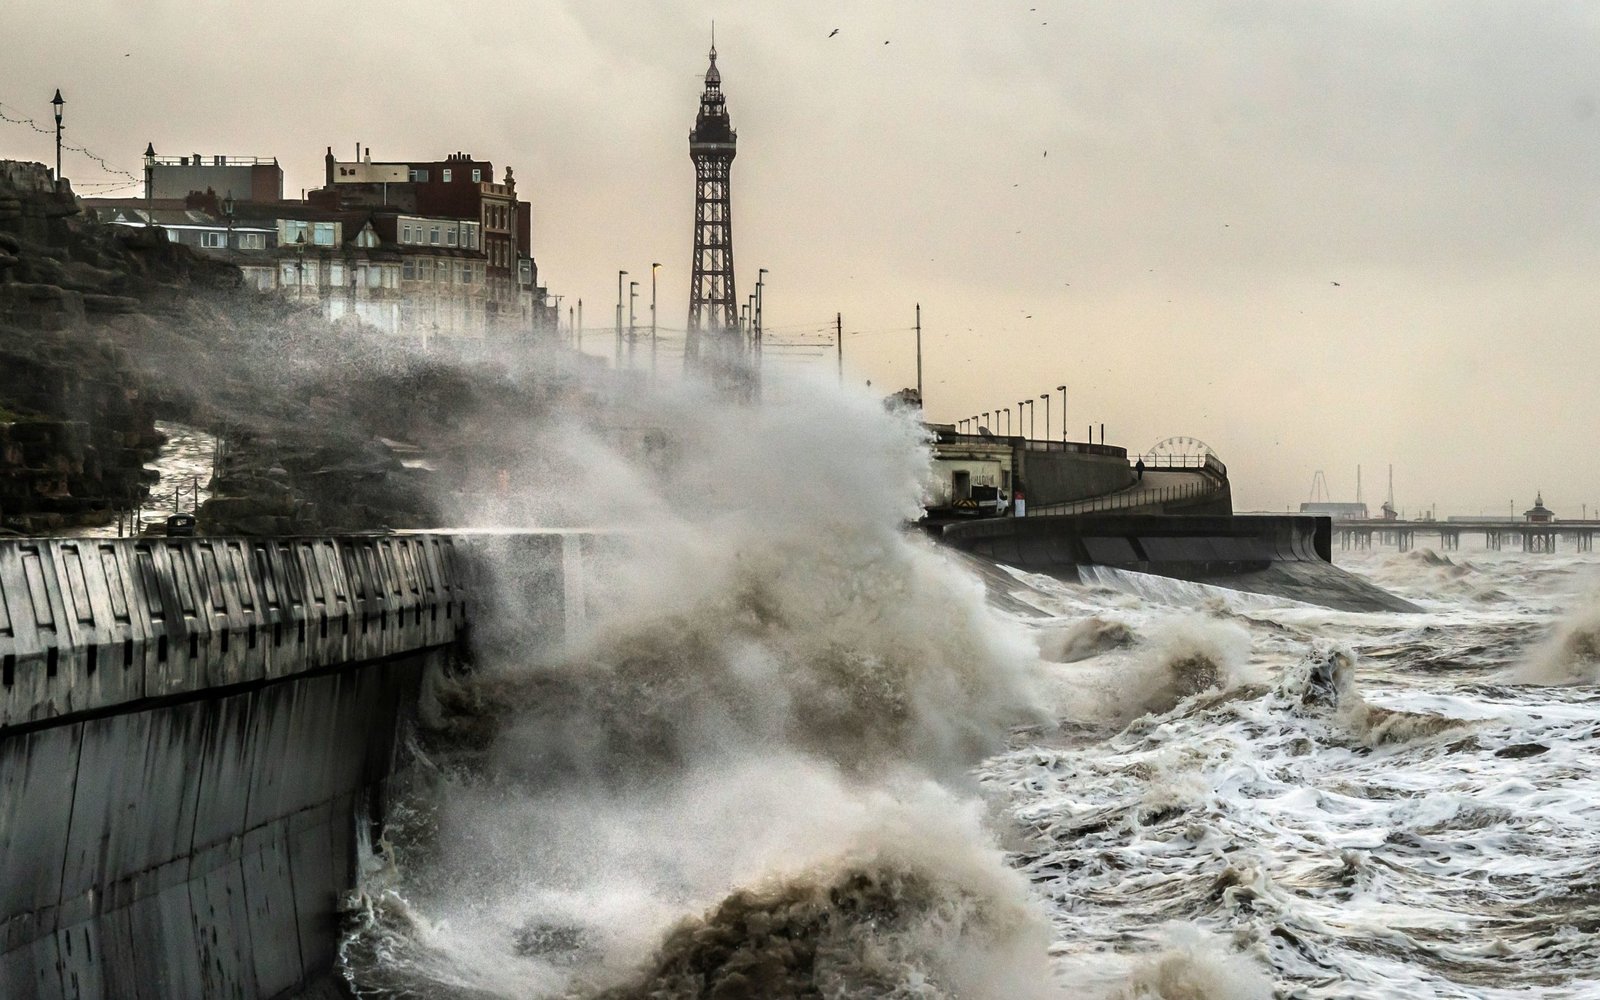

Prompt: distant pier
xmin=1334 ymin=519 xmax=1598 ymax=554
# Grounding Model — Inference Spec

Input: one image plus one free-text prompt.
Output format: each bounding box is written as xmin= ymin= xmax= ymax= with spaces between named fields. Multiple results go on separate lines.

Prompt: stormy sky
xmin=4 ymin=1 xmax=1598 ymax=515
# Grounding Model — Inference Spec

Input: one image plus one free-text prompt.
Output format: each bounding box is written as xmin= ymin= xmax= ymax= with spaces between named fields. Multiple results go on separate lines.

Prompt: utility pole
xmin=915 ymin=303 xmax=923 ymax=405
xmin=615 ymin=270 xmax=627 ymax=368
xmin=836 ymin=313 xmax=843 ymax=385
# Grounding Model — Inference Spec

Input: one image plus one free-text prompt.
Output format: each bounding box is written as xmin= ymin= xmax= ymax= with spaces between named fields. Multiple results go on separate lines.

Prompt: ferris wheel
xmin=1145 ymin=437 xmax=1214 ymax=463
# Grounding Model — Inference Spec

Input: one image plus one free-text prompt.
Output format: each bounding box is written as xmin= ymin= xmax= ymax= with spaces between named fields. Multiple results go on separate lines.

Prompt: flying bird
xmin=828 ymin=28 xmax=839 ymax=37
xmin=884 ymin=40 xmax=890 ymax=44
xmin=1331 ymin=281 xmax=1341 ymax=286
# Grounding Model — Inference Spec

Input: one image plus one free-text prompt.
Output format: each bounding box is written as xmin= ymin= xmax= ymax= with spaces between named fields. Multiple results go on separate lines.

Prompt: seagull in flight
xmin=1331 ymin=280 xmax=1341 ymax=286
xmin=828 ymin=28 xmax=839 ymax=37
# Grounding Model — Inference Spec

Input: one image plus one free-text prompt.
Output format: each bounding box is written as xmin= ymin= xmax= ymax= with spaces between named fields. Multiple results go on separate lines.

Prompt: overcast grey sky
xmin=5 ymin=1 xmax=1599 ymax=514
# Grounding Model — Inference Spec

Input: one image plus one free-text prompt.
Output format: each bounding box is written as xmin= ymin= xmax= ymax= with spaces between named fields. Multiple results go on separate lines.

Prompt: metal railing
xmin=1128 ymin=452 xmax=1208 ymax=469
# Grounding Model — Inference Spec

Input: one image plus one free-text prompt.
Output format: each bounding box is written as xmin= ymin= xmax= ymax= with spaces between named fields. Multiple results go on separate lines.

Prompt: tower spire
xmin=685 ymin=33 xmax=742 ymax=385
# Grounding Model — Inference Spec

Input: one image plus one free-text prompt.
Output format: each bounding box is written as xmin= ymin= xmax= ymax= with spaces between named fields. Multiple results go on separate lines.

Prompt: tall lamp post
xmin=756 ymin=267 xmax=768 ymax=362
xmin=1057 ymin=385 xmax=1067 ymax=442
xmin=222 ymin=192 xmax=235 ymax=250
xmin=50 ymin=90 xmax=64 ymax=185
xmin=294 ymin=232 xmax=306 ymax=302
xmin=650 ymin=262 xmax=660 ymax=377
xmin=143 ymin=142 xmax=156 ymax=227
xmin=1024 ymin=399 xmax=1035 ymax=440
xmin=615 ymin=270 xmax=628 ymax=368
xmin=1040 ymin=393 xmax=1051 ymax=445
xmin=628 ymin=280 xmax=639 ymax=367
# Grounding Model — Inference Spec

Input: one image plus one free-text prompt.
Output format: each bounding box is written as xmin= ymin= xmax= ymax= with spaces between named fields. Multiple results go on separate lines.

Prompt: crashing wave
xmin=1278 ymin=643 xmax=1469 ymax=745
xmin=1513 ymin=598 xmax=1600 ymax=685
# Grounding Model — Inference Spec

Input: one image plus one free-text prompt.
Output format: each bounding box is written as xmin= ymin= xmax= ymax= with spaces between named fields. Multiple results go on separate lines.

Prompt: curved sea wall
xmin=941 ymin=513 xmax=1417 ymax=613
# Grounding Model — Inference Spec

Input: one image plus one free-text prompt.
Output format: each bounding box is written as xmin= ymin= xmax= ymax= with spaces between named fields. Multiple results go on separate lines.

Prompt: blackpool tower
xmin=684 ymin=37 xmax=741 ymax=372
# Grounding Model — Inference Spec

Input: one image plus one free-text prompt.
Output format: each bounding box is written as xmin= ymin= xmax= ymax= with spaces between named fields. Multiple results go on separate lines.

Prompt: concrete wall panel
xmin=241 ymin=823 xmax=302 ymax=998
xmin=0 ymin=724 xmax=79 ymax=950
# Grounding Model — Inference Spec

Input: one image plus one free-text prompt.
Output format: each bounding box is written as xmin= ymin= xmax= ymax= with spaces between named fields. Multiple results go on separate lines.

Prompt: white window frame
xmin=442 ymin=168 xmax=452 ymax=183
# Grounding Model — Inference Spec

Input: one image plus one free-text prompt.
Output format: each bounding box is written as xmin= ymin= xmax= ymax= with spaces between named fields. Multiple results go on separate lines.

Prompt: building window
xmin=285 ymin=220 xmax=309 ymax=243
xmin=429 ymin=226 xmax=440 ymax=245
xmin=402 ymin=259 xmax=415 ymax=280
xmin=402 ymin=224 xmax=411 ymax=243
xmin=471 ymin=168 xmax=482 ymax=183
xmin=357 ymin=228 xmax=377 ymax=248
xmin=445 ymin=229 xmax=456 ymax=247
xmin=201 ymin=232 xmax=226 ymax=249
xmin=239 ymin=232 xmax=265 ymax=250
xmin=442 ymin=168 xmax=452 ymax=183
xmin=330 ymin=262 xmax=345 ymax=285
xmin=409 ymin=168 xmax=429 ymax=183
xmin=313 ymin=222 xmax=335 ymax=246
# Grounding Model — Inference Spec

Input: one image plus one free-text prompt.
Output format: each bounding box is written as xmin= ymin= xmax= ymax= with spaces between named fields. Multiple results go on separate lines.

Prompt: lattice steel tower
xmin=685 ymin=38 xmax=740 ymax=369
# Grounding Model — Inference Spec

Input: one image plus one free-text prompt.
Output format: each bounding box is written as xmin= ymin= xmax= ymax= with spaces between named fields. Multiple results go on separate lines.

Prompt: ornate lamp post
xmin=294 ymin=231 xmax=307 ymax=302
xmin=50 ymin=90 xmax=64 ymax=184
xmin=143 ymin=142 xmax=156 ymax=226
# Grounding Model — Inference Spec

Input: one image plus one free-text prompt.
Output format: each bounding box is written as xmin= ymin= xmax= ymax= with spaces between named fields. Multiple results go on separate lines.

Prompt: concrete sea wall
xmin=0 ymin=532 xmax=586 ymax=999
xmin=942 ymin=514 xmax=1418 ymax=612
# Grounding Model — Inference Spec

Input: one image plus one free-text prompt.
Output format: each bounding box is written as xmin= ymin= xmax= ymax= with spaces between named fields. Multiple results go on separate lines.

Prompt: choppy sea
xmin=337 ymin=525 xmax=1600 ymax=1000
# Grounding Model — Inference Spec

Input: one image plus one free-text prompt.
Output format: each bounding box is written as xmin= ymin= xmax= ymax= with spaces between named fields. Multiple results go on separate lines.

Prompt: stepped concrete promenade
xmin=0 ymin=531 xmax=589 ymax=999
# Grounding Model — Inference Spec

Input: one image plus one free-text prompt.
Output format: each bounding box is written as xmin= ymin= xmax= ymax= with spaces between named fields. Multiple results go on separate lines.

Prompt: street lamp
xmin=222 ymin=192 xmax=235 ymax=250
xmin=650 ymin=262 xmax=661 ymax=377
xmin=615 ymin=270 xmax=628 ymax=368
xmin=1057 ymin=385 xmax=1067 ymax=442
xmin=756 ymin=267 xmax=768 ymax=361
xmin=1004 ymin=407 xmax=1011 ymax=435
xmin=984 ymin=411 xmax=991 ymax=431
xmin=294 ymin=231 xmax=306 ymax=302
xmin=1023 ymin=399 xmax=1035 ymax=439
xmin=50 ymin=90 xmax=63 ymax=185
xmin=143 ymin=142 xmax=156 ymax=227
xmin=628 ymin=280 xmax=639 ymax=366
xmin=1040 ymin=393 xmax=1051 ymax=445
